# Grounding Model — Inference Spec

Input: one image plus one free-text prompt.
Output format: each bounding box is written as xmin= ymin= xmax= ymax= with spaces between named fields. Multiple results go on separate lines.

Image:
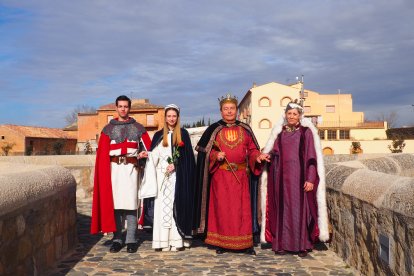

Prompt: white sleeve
xmin=139 ymin=151 xmax=158 ymax=199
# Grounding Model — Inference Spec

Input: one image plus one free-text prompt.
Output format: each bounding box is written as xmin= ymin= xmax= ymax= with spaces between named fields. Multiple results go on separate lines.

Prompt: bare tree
xmin=388 ymin=138 xmax=406 ymax=153
xmin=1 ymin=142 xmax=15 ymax=156
xmin=53 ymin=139 xmax=65 ymax=155
xmin=65 ymin=105 xmax=96 ymax=125
xmin=375 ymin=111 xmax=399 ymax=128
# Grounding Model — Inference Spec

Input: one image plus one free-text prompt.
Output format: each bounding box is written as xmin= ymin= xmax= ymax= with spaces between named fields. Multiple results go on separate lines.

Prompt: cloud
xmin=0 ymin=0 xmax=413 ymax=127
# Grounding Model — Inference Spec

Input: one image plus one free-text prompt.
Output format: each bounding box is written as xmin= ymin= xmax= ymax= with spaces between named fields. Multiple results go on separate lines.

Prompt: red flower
xmin=178 ymin=141 xmax=185 ymax=147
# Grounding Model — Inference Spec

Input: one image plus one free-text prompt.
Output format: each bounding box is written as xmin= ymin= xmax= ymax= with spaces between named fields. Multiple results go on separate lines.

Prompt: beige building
xmin=238 ymin=81 xmax=388 ymax=154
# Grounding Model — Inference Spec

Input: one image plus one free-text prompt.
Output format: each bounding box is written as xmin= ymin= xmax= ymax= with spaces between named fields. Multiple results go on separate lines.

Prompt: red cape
xmin=90 ymin=133 xmax=115 ymax=234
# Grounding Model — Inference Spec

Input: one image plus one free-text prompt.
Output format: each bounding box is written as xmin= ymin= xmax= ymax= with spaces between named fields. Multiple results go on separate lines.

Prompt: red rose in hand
xmin=178 ymin=141 xmax=185 ymax=147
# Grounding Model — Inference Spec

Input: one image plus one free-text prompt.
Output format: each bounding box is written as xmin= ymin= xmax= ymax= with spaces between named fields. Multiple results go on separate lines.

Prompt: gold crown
xmin=218 ymin=93 xmax=238 ymax=106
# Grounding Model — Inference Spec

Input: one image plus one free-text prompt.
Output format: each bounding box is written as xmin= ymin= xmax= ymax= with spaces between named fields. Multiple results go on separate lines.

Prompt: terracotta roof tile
xmin=1 ymin=124 xmax=77 ymax=139
xmin=63 ymin=122 xmax=78 ymax=131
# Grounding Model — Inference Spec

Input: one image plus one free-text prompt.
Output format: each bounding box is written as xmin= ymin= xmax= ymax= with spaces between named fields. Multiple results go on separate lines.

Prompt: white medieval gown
xmin=140 ymin=131 xmax=183 ymax=249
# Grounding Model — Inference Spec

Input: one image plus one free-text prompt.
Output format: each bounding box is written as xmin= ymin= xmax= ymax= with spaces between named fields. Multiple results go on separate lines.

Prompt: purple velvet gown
xmin=266 ymin=126 xmax=319 ymax=252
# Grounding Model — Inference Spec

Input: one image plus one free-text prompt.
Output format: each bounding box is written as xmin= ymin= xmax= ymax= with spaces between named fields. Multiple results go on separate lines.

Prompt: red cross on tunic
xmin=109 ymin=139 xmax=138 ymax=155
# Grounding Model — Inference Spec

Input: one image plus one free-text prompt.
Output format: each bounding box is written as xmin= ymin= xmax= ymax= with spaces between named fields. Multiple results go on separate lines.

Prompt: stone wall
xmin=326 ymin=153 xmax=414 ymax=275
xmin=0 ymin=162 xmax=77 ymax=275
xmin=0 ymin=155 xmax=95 ymax=199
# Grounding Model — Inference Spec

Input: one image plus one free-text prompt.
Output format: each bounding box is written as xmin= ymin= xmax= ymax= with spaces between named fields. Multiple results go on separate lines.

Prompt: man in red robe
xmin=90 ymin=95 xmax=151 ymax=253
xmin=194 ymin=94 xmax=270 ymax=255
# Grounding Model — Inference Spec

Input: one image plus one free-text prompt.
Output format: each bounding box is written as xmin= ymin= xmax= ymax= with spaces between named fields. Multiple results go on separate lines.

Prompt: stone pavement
xmin=48 ymin=199 xmax=359 ymax=276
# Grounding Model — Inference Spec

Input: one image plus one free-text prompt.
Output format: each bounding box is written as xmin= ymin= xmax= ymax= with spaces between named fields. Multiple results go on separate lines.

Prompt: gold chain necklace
xmin=285 ymin=125 xmax=299 ymax=132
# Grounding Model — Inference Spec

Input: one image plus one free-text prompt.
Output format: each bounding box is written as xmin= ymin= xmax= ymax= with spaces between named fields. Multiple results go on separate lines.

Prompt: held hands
xmin=138 ymin=151 xmax=148 ymax=159
xmin=256 ymin=153 xmax=271 ymax=163
xmin=304 ymin=181 xmax=314 ymax=192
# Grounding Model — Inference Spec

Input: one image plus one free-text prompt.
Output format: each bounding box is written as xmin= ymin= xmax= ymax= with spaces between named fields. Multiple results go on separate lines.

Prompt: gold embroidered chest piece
xmin=218 ymin=126 xmax=244 ymax=149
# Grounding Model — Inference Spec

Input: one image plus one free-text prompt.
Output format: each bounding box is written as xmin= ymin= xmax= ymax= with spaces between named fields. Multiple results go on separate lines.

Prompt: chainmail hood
xmin=102 ymin=118 xmax=145 ymax=143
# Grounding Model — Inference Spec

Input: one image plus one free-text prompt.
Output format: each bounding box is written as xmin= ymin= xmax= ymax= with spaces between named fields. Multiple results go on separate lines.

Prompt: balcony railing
xmin=316 ymin=121 xmax=385 ymax=128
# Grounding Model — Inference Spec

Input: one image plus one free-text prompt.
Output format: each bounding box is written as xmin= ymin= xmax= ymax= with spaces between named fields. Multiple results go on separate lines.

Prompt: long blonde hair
xmin=162 ymin=108 xmax=182 ymax=147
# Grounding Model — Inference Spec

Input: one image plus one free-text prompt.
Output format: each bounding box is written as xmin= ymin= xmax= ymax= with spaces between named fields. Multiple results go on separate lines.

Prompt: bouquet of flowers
xmin=167 ymin=141 xmax=184 ymax=165
xmin=160 ymin=141 xmax=185 ymax=191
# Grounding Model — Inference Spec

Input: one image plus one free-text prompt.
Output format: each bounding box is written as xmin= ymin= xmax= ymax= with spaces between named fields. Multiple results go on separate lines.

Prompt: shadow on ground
xmin=47 ymin=199 xmax=352 ymax=276
xmin=47 ymin=201 xmax=102 ymax=275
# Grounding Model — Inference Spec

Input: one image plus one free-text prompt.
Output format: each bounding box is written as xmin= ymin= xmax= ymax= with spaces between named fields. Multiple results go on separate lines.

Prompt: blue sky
xmin=0 ymin=0 xmax=413 ymax=127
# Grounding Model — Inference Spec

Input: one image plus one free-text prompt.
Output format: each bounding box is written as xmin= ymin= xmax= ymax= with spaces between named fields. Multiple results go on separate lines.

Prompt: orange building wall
xmin=77 ymin=114 xmax=99 ymax=143
xmin=0 ymin=126 xmax=25 ymax=154
xmin=0 ymin=125 xmax=77 ymax=155
xmin=25 ymin=138 xmax=77 ymax=155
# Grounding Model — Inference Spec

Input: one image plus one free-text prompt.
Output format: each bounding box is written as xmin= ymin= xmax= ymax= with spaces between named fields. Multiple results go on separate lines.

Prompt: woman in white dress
xmin=141 ymin=104 xmax=196 ymax=251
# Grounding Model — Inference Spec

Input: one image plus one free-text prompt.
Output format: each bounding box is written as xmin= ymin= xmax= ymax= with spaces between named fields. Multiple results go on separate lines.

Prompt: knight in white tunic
xmin=91 ymin=95 xmax=151 ymax=254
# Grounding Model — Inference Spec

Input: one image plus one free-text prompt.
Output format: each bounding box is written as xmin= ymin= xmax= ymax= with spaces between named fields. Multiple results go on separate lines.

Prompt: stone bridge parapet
xmin=0 ymin=162 xmax=77 ymax=275
xmin=0 ymin=155 xmax=95 ymax=199
xmin=325 ymin=153 xmax=414 ymax=276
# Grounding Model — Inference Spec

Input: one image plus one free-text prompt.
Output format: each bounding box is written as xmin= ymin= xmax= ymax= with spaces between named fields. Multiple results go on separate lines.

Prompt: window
xmin=326 ymin=105 xmax=335 ymax=113
xmin=319 ymin=130 xmax=325 ymax=140
xmin=259 ymin=119 xmax=271 ymax=129
xmin=146 ymin=114 xmax=154 ymax=126
xmin=1 ymin=136 xmax=4 ymax=139
xmin=339 ymin=130 xmax=350 ymax=139
xmin=259 ymin=97 xmax=271 ymax=107
xmin=280 ymin=97 xmax=292 ymax=107
xmin=107 ymin=115 xmax=114 ymax=123
xmin=327 ymin=130 xmax=337 ymax=140
xmin=304 ymin=106 xmax=311 ymax=113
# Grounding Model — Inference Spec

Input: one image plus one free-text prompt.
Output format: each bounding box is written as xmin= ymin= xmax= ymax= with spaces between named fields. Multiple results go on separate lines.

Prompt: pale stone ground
xmin=48 ymin=199 xmax=359 ymax=276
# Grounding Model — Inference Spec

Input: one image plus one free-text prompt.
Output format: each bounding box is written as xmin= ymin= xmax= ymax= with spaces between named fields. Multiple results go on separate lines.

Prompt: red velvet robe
xmin=204 ymin=125 xmax=262 ymax=250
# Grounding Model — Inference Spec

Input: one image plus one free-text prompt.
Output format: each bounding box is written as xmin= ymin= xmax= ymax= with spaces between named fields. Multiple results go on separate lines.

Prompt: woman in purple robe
xmin=260 ymin=102 xmax=329 ymax=257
